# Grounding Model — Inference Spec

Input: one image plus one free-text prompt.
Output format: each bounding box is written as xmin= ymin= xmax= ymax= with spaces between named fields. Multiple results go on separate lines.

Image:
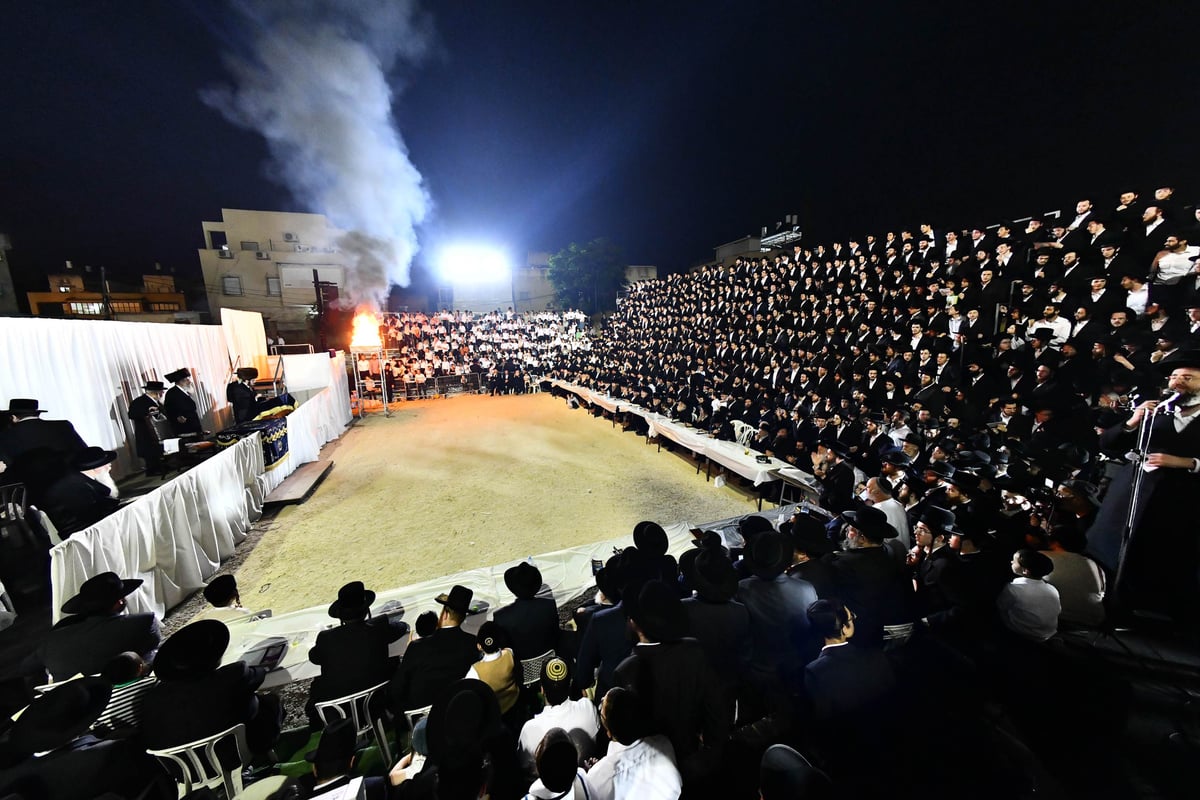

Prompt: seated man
xmin=388 ymin=585 xmax=479 ymax=717
xmin=192 ymin=574 xmax=255 ymax=623
xmin=32 ymin=446 xmax=121 ymax=536
xmin=32 ymin=572 xmax=161 ymax=682
xmin=465 ymin=621 xmax=520 ymax=717
xmin=141 ymin=619 xmax=282 ymax=760
xmin=585 ymin=687 xmax=682 ymax=800
xmin=996 ymin=549 xmax=1061 ymax=642
xmin=493 ymin=561 xmax=560 ymax=662
xmin=518 ymin=657 xmax=601 ymax=776
xmin=308 ymin=581 xmax=406 ymax=717
xmin=0 ymin=677 xmax=173 ymax=800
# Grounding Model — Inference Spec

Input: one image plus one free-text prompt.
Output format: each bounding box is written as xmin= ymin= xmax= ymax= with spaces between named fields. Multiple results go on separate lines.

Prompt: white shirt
xmin=518 ymin=698 xmax=602 ymax=774
xmin=996 ymin=577 xmax=1061 ymax=641
xmin=1126 ymin=286 xmax=1149 ymax=316
xmin=1044 ymin=551 xmax=1105 ymax=627
xmin=587 ymin=736 xmax=681 ymax=800
xmin=874 ymin=497 xmax=911 ymax=548
xmin=524 ymin=770 xmax=596 ymax=800
xmin=1155 ymin=247 xmax=1200 ymax=284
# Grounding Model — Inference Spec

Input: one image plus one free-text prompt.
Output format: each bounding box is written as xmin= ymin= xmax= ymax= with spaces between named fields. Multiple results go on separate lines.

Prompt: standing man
xmin=1088 ymin=350 xmax=1200 ymax=624
xmin=163 ymin=368 xmax=203 ymax=436
xmin=0 ymin=398 xmax=87 ymax=487
xmin=128 ymin=380 xmax=166 ymax=476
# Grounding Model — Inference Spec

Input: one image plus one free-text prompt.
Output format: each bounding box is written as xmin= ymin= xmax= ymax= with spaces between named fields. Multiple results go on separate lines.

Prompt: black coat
xmin=226 ymin=381 xmax=259 ymax=424
xmin=573 ymin=602 xmax=631 ymax=696
xmin=0 ymin=735 xmax=173 ymax=800
xmin=680 ymin=596 xmax=751 ymax=698
xmin=127 ymin=393 xmax=163 ymax=458
xmin=0 ymin=418 xmax=87 ymax=488
xmin=142 ymin=661 xmax=278 ymax=757
xmin=804 ymin=642 xmax=896 ymax=721
xmin=493 ymin=596 xmax=561 ymax=662
xmin=163 ymin=385 xmax=202 ymax=436
xmin=824 ymin=546 xmax=916 ymax=646
xmin=737 ymin=574 xmax=819 ymax=685
xmin=308 ymin=617 xmax=405 ymax=702
xmin=387 ymin=626 xmax=478 ymax=711
xmin=36 ymin=471 xmax=119 ymax=535
xmin=35 ymin=612 xmax=161 ymax=681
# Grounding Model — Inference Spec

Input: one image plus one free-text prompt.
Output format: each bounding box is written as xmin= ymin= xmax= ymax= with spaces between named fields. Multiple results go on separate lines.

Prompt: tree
xmin=546 ymin=238 xmax=626 ymax=314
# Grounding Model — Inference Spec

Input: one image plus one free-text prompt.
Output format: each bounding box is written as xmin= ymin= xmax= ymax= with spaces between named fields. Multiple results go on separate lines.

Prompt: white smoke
xmin=202 ymin=0 xmax=433 ymax=306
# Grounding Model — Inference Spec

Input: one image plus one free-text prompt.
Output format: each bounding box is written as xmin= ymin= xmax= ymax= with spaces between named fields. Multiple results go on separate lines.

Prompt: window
xmin=222 ymin=275 xmax=244 ymax=296
xmin=266 ymin=277 xmax=282 ymax=296
xmin=149 ymin=302 xmax=180 ymax=312
xmin=240 ymin=241 xmax=259 ymax=251
xmin=109 ymin=301 xmax=143 ymax=313
xmin=68 ymin=302 xmax=104 ymax=315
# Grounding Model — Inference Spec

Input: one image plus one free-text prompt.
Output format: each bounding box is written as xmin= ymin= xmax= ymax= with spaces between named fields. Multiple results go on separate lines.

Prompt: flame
xmin=350 ymin=308 xmax=383 ymax=349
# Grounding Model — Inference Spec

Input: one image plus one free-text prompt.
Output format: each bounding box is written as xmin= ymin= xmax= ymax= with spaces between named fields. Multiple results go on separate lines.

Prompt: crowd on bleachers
xmin=374 ymin=310 xmax=590 ymax=397
xmin=5 ymin=186 xmax=1200 ymax=799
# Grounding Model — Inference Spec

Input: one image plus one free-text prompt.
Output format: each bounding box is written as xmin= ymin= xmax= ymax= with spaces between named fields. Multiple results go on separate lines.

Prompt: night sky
xmin=2 ymin=1 xmax=1198 ymax=299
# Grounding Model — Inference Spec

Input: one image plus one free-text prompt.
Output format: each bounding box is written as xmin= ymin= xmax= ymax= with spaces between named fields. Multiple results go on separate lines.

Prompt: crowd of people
xmin=370 ymin=310 xmax=591 ymax=398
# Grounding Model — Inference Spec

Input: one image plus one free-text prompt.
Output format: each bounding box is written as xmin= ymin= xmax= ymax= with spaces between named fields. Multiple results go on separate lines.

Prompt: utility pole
xmin=312 ymin=269 xmax=327 ymax=351
xmin=100 ymin=266 xmax=114 ymax=320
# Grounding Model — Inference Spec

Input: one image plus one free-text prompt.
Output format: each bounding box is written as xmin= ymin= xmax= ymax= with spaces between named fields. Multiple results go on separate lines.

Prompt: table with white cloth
xmin=49 ymin=435 xmax=266 ymax=623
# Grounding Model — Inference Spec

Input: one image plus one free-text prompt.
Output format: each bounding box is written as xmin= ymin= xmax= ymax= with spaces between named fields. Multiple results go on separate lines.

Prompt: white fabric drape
xmin=220 ymin=308 xmax=269 ymax=374
xmin=0 ymin=317 xmax=232 ymax=477
xmin=49 ymin=435 xmax=265 ymax=623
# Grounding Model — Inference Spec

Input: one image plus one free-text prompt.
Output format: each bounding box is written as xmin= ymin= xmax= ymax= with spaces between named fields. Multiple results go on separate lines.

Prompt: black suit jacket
xmin=388 ymin=626 xmax=478 ymax=711
xmin=573 ymin=602 xmax=631 ymax=696
xmin=35 ymin=612 xmax=161 ymax=681
xmin=164 ymin=386 xmax=202 ymax=435
xmin=0 ymin=735 xmax=173 ymax=800
xmin=0 ymin=418 xmax=87 ymax=487
xmin=37 ymin=471 xmax=119 ymax=535
xmin=493 ymin=596 xmax=561 ymax=662
xmin=226 ymin=381 xmax=259 ymax=424
xmin=142 ymin=661 xmax=275 ymax=754
xmin=128 ymin=393 xmax=163 ymax=458
xmin=804 ymin=643 xmax=896 ymax=722
xmin=309 ymin=617 xmax=405 ymax=702
xmin=824 ymin=547 xmax=915 ymax=645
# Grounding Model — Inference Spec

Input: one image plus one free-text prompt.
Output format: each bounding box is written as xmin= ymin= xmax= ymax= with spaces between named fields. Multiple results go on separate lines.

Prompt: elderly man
xmin=34 ymin=446 xmax=121 ymax=535
xmin=824 ymin=503 xmax=914 ymax=648
xmin=1088 ymin=350 xmax=1200 ymax=623
xmin=388 ymin=585 xmax=479 ymax=717
xmin=163 ymin=368 xmax=203 ymax=436
xmin=0 ymin=398 xmax=87 ymax=488
xmin=128 ymin=379 xmax=167 ymax=475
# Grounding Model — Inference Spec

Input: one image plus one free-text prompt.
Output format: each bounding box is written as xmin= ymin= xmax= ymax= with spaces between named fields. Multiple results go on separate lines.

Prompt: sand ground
xmin=230 ymin=391 xmax=759 ymax=615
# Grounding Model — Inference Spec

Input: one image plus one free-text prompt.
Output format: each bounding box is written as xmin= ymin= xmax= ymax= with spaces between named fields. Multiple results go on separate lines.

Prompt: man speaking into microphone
xmin=1089 ymin=350 xmax=1200 ymax=625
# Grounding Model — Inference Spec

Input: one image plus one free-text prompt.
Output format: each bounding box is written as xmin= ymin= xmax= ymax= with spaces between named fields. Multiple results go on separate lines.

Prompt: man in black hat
xmin=824 ymin=503 xmax=915 ymax=648
xmin=1088 ymin=349 xmax=1200 ymax=623
xmin=910 ymin=506 xmax=959 ymax=617
xmin=32 ymin=572 xmax=160 ymax=681
xmin=614 ymin=580 xmax=728 ymax=792
xmin=128 ymin=379 xmax=167 ymax=475
xmin=784 ymin=511 xmax=838 ymax=598
xmin=308 ymin=581 xmax=406 ymax=717
xmin=814 ymin=439 xmax=856 ymax=515
xmin=296 ymin=717 xmax=387 ymax=799
xmin=681 ymin=545 xmax=750 ymax=719
xmin=33 ymin=446 xmax=122 ymax=536
xmin=737 ymin=531 xmax=819 ymax=706
xmin=388 ymin=584 xmax=479 ymax=717
xmin=0 ymin=398 xmax=87 ymax=489
xmin=0 ymin=677 xmax=173 ymax=800
xmin=226 ymin=367 xmax=261 ymax=423
xmin=494 ymin=561 xmax=561 ymax=662
xmin=142 ymin=619 xmax=282 ymax=762
xmin=163 ymin=368 xmax=204 ymax=436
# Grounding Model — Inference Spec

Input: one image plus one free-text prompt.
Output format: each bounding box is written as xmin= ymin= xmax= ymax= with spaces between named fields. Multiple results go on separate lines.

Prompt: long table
xmin=547 ymin=380 xmax=790 ymax=494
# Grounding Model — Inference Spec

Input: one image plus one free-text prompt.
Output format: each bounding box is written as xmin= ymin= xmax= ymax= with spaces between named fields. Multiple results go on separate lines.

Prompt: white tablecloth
xmin=49 ymin=435 xmax=266 ymax=623
xmin=261 ymin=356 xmax=353 ymax=494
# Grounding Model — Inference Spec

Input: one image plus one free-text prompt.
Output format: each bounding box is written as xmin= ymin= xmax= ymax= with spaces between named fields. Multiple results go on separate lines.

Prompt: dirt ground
xmin=229 ymin=391 xmax=760 ymax=615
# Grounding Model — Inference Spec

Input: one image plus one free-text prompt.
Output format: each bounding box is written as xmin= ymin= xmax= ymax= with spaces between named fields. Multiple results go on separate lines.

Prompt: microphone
xmin=1158 ymin=391 xmax=1182 ymax=413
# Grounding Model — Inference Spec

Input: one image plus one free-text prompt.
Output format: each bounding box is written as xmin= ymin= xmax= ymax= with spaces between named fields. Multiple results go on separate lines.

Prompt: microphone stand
xmin=1114 ymin=397 xmax=1176 ymax=596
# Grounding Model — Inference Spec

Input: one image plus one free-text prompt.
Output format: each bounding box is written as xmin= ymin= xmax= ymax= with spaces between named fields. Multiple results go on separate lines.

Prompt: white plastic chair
xmin=519 ymin=649 xmax=557 ymax=688
xmin=146 ymin=722 xmax=249 ymax=799
xmin=731 ymin=419 xmax=755 ymax=446
xmin=403 ymin=703 xmax=433 ymax=734
xmin=313 ymin=680 xmax=393 ymax=767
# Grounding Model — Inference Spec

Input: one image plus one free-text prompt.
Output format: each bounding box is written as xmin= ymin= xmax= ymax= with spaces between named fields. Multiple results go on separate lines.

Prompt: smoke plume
xmin=202 ymin=0 xmax=433 ymax=306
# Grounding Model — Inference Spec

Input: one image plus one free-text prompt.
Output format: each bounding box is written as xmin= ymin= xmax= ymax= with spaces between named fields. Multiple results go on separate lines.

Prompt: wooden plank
xmin=264 ymin=459 xmax=334 ymax=506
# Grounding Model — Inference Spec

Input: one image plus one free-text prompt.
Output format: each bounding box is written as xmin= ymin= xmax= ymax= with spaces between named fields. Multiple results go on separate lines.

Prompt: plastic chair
xmin=519 ymin=649 xmax=556 ymax=688
xmin=146 ymin=722 xmax=250 ymax=799
xmin=403 ymin=703 xmax=433 ymax=733
xmin=313 ymin=681 xmax=393 ymax=767
xmin=731 ymin=419 xmax=755 ymax=446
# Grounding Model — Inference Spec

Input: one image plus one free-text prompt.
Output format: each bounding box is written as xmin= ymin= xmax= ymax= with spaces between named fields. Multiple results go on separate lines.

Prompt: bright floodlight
xmin=439 ymin=244 xmax=511 ymax=285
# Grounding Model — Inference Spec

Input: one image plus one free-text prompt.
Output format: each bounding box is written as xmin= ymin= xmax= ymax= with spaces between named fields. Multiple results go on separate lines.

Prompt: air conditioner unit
xmin=283 ymin=232 xmax=297 ymax=242
xmin=295 ymin=245 xmax=311 ymax=253
xmin=256 ymin=251 xmax=270 ymax=260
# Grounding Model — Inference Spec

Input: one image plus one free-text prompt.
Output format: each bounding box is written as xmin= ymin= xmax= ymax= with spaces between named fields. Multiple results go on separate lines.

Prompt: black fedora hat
xmin=306 ymin=717 xmax=357 ymax=764
xmin=786 ymin=513 xmax=836 ymax=556
xmin=328 ymin=581 xmax=376 ymax=620
xmin=747 ymin=531 xmax=793 ymax=579
xmin=1156 ymin=348 xmax=1200 ymax=374
xmin=626 ymin=580 xmax=687 ymax=642
xmin=236 ymin=367 xmax=259 ymax=381
xmin=435 ymin=585 xmax=473 ymax=616
xmin=504 ymin=561 xmax=542 ymax=600
xmin=881 ymin=449 xmax=912 ymax=467
xmin=917 ymin=505 xmax=958 ymax=535
xmin=691 ymin=548 xmax=738 ymax=603
xmin=142 ymin=380 xmax=166 ymax=392
xmin=5 ymin=398 xmax=45 ymax=415
xmin=426 ymin=679 xmax=502 ymax=765
xmin=61 ymin=572 xmax=143 ymax=615
xmin=153 ymin=619 xmax=230 ymax=680
xmin=632 ymin=521 xmax=668 ymax=557
xmin=8 ymin=677 xmax=111 ymax=754
xmin=164 ymin=368 xmax=191 ymax=383
xmin=71 ymin=446 xmax=117 ymax=471
xmin=843 ymin=502 xmax=898 ymax=541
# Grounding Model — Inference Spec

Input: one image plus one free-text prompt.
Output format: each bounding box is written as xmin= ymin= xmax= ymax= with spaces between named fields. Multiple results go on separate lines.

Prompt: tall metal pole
xmin=312 ymin=269 xmax=327 ymax=351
